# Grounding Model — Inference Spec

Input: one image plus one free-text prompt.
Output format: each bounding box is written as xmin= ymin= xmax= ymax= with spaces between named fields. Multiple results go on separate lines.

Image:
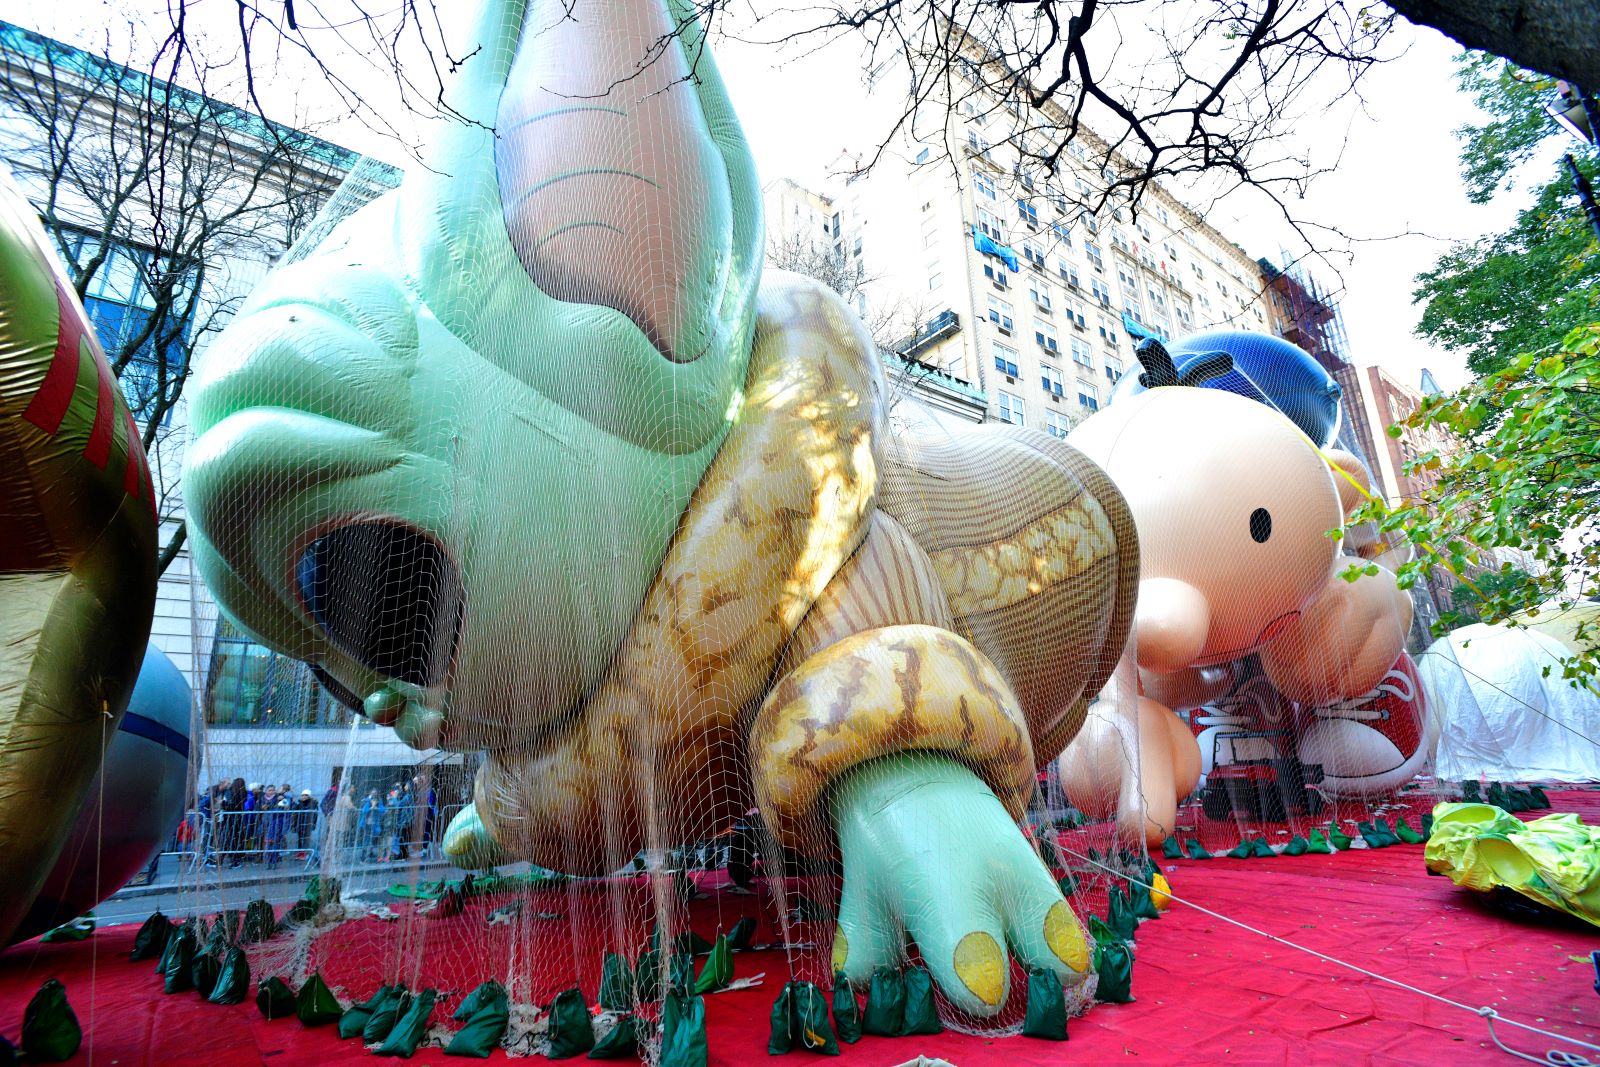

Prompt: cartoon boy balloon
xmin=1058 ymin=338 xmax=1411 ymax=843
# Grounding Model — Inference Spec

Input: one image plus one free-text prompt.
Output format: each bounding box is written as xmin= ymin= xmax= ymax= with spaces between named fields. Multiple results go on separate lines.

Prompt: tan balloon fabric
xmin=1259 ymin=558 xmax=1412 ymax=705
xmin=750 ymin=624 xmax=1036 ymax=852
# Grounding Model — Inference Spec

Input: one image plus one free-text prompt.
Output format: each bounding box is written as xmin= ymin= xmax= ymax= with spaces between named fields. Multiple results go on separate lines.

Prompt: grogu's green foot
xmin=442 ymin=804 xmax=510 ymax=870
xmin=828 ymin=755 xmax=1088 ymax=1019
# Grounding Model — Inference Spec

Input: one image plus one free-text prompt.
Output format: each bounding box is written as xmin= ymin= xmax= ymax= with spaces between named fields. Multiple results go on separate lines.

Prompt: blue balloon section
xmin=1110 ymin=330 xmax=1344 ymax=447
xmin=9 ymin=644 xmax=193 ymax=944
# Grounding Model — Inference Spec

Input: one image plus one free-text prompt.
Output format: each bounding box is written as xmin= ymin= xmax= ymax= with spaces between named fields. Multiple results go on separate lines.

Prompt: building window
xmin=987 ymin=294 xmax=1015 ymax=332
xmin=1050 ymin=221 xmax=1073 ymax=247
xmin=975 ymin=172 xmax=997 ymax=200
xmin=983 ymin=261 xmax=1010 ymax=289
xmin=993 ymin=342 xmax=1021 ymax=378
xmin=1110 ymin=230 xmax=1131 ymax=255
xmin=1157 ymin=205 xmax=1170 ymax=225
xmin=1023 ymin=240 xmax=1047 ymax=269
xmin=928 ymin=272 xmax=942 ymax=290
xmin=63 ymin=231 xmax=195 ymax=427
xmin=1059 ymin=260 xmax=1080 ymax=288
xmin=1080 ymin=211 xmax=1100 ymax=235
xmin=205 ymin=619 xmax=353 ymax=727
xmin=1124 ymin=301 xmax=1144 ymax=325
xmin=998 ymin=390 xmax=1025 ymax=425
xmin=1036 ymin=321 xmax=1059 ymax=353
xmin=1041 ymin=362 xmax=1064 ymax=397
xmin=1098 ymin=314 xmax=1118 ymax=342
xmin=1017 ymin=199 xmax=1039 ymax=226
xmin=977 ymin=207 xmax=1004 ymax=241
xmin=1070 ymin=336 xmax=1093 ymax=367
xmin=1030 ymin=281 xmax=1052 ymax=311
xmin=1085 ymin=242 xmax=1104 ymax=271
xmin=1105 ymin=358 xmax=1123 ymax=383
xmin=915 ymin=147 xmax=931 ymax=164
xmin=1045 ymin=409 xmax=1072 ymax=439
xmin=1077 ymin=382 xmax=1100 ymax=411
xmin=1090 ymin=277 xmax=1111 ymax=304
xmin=1063 ymin=299 xmax=1087 ymax=329
xmin=1118 ymin=265 xmax=1138 ymax=291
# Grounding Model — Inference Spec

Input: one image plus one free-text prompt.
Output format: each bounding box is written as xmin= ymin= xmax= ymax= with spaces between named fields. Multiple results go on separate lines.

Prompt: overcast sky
xmin=2 ymin=2 xmax=1552 ymax=392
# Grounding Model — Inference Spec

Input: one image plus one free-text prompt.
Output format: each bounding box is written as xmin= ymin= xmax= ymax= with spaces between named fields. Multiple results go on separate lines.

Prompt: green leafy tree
xmin=1412 ymin=54 xmax=1599 ymax=376
xmin=1347 ymin=326 xmax=1599 ymax=688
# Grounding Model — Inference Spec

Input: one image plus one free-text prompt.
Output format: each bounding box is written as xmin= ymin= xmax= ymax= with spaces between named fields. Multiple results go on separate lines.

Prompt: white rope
xmin=1056 ymin=843 xmax=1600 ymax=1065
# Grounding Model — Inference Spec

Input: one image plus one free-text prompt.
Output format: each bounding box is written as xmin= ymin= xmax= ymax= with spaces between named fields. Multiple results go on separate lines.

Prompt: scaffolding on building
xmin=1257 ymin=255 xmax=1352 ymax=374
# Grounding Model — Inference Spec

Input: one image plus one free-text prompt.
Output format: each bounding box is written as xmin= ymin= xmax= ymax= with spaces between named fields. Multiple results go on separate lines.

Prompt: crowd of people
xmin=170 ymin=776 xmax=444 ymax=871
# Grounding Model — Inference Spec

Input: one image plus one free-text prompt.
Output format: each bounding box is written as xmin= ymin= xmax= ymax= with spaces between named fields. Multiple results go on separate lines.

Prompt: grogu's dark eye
xmin=1249 ymin=508 xmax=1272 ymax=543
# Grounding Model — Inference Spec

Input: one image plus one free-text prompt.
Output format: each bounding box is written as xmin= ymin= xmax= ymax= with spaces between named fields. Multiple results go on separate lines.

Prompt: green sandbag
xmin=1088 ymin=916 xmax=1133 ymax=1004
xmin=660 ymin=993 xmax=707 ymax=1067
xmin=242 ymin=899 xmax=276 ymax=944
xmin=1283 ymin=835 xmax=1309 ymax=856
xmin=257 ymin=977 xmax=297 ymax=1020
xmin=207 ymin=909 xmax=241 ymax=952
xmin=339 ymin=984 xmax=394 ymax=1038
xmin=634 ymin=950 xmax=661 ymax=1002
xmin=1421 ymin=813 xmax=1435 ymax=838
xmin=861 ymin=967 xmax=904 ymax=1036
xmin=296 ymin=971 xmax=342 ymax=1026
xmin=453 ymin=979 xmax=507 ymax=1021
xmin=1306 ymin=829 xmax=1334 ymax=854
xmin=191 ymin=949 xmax=222 ymax=999
xmin=376 ymin=987 xmax=436 ymax=1058
xmin=276 ymin=898 xmax=318 ymax=930
xmin=1160 ymin=836 xmax=1183 ymax=859
xmin=1251 ymin=838 xmax=1276 ymax=859
xmin=598 ymin=954 xmax=633 ymax=1010
xmin=130 ymin=911 xmax=172 ymax=961
xmin=1393 ymin=817 xmax=1424 ymax=844
xmin=668 ymin=954 xmax=695 ymax=997
xmin=1356 ymin=821 xmax=1388 ymax=848
xmin=693 ymin=933 xmax=733 ymax=994
xmin=208 ymin=947 xmax=251 ymax=1006
xmin=675 ymin=930 xmax=713 ymax=956
xmin=161 ymin=925 xmax=197 ymax=993
xmin=1183 ymin=839 xmax=1213 ymax=859
xmin=831 ymin=973 xmax=861 ymax=1044
xmin=1106 ymin=885 xmax=1138 ymax=940
xmin=1328 ymin=824 xmax=1353 ymax=849
xmin=1126 ymin=879 xmax=1160 ymax=920
xmin=768 ymin=980 xmax=839 ymax=1055
xmin=1057 ymin=872 xmax=1079 ymax=897
xmin=899 ymin=968 xmax=942 ymax=1036
xmin=587 ymin=1014 xmax=637 ymax=1059
xmin=40 ymin=915 xmax=94 ymax=943
xmin=21 ymin=979 xmax=81 ymax=1062
xmin=444 ymin=985 xmax=508 ymax=1057
xmin=1529 ymin=786 xmax=1551 ymax=809
xmin=1021 ymin=966 xmax=1068 ymax=1040
xmin=1461 ymin=779 xmax=1482 ymax=802
xmin=363 ymin=987 xmax=411 ymax=1043
xmin=1226 ymin=840 xmax=1254 ymax=859
xmin=726 ymin=916 xmax=757 ymax=952
xmin=546 ymin=987 xmax=595 ymax=1058
xmin=1372 ymin=818 xmax=1401 ymax=845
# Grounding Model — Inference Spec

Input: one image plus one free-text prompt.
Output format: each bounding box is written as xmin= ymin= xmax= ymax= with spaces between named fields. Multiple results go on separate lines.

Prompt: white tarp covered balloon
xmin=1419 ymin=622 xmax=1600 ymax=782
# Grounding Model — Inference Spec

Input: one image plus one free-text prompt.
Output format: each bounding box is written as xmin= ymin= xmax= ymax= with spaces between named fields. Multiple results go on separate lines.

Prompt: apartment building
xmin=809 ymin=50 xmax=1276 ymax=438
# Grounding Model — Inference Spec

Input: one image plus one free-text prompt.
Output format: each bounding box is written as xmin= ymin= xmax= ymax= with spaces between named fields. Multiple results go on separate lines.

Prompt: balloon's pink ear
xmin=1323 ymin=448 xmax=1370 ymax=518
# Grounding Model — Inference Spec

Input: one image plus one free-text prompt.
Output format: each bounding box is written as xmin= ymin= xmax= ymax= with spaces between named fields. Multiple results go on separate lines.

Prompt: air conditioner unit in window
xmin=1006 ymin=375 xmax=1016 ymax=384
xmin=1072 ymin=321 xmax=1085 ymax=331
xmin=1050 ymin=393 xmax=1059 ymax=403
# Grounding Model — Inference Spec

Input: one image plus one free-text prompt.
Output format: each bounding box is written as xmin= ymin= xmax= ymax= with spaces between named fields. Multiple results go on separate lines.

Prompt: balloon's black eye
xmin=1249 ymin=507 xmax=1272 ymax=543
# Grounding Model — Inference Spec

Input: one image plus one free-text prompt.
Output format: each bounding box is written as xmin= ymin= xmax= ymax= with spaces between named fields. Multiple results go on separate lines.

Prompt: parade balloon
xmin=1109 ymin=329 xmax=1344 ymax=447
xmin=0 ymin=167 xmax=157 ymax=947
xmin=9 ymin=645 xmax=192 ymax=945
xmin=179 ymin=0 xmax=1141 ymax=1017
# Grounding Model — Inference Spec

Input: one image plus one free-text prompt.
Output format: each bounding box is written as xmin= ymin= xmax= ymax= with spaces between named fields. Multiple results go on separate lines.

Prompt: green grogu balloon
xmin=185 ymin=0 xmax=1139 ymax=1018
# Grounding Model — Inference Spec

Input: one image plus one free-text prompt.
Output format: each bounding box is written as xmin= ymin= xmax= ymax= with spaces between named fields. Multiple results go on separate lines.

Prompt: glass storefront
xmin=204 ymin=619 xmax=354 ymax=727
